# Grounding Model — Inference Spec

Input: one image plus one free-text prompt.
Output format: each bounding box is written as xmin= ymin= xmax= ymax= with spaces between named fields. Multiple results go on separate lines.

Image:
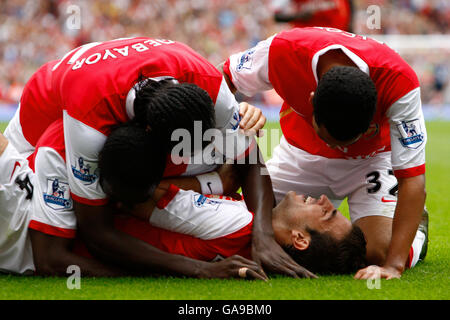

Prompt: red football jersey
xmin=9 ymin=37 xmax=244 ymax=205
xmin=224 ymin=27 xmax=426 ymax=178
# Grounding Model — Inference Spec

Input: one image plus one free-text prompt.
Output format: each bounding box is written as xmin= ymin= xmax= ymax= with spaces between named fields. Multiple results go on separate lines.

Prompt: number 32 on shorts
xmin=366 ymin=169 xmax=398 ymax=196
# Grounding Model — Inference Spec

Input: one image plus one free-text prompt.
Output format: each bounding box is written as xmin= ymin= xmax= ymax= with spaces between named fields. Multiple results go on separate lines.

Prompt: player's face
xmin=278 ymin=191 xmax=352 ymax=240
xmin=312 ymin=116 xmax=361 ymax=148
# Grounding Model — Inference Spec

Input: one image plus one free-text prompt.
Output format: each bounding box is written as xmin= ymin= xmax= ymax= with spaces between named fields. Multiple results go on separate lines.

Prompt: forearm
xmin=30 ymin=230 xmax=124 ymax=277
xmin=75 ymin=202 xmax=206 ymax=277
xmin=43 ymin=251 xmax=124 ymax=277
xmin=384 ymin=175 xmax=426 ymax=272
xmin=236 ymin=147 xmax=275 ymax=236
xmin=158 ymin=176 xmax=201 ymax=193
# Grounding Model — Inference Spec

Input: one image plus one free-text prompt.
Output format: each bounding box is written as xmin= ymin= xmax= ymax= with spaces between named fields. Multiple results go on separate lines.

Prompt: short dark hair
xmin=133 ymin=78 xmax=216 ymax=154
xmin=283 ymin=225 xmax=367 ymax=275
xmin=98 ymin=121 xmax=166 ymax=206
xmin=313 ymin=66 xmax=377 ymax=141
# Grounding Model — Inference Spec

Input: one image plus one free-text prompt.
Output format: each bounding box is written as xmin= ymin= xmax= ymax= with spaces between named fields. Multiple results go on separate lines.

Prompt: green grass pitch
xmin=0 ymin=121 xmax=449 ymax=300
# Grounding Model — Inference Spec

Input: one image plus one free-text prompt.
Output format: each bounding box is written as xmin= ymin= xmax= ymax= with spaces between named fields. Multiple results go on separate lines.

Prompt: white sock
xmin=408 ymin=230 xmax=426 ymax=268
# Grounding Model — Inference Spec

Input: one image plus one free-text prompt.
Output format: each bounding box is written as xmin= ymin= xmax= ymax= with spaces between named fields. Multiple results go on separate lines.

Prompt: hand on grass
xmin=200 ymin=255 xmax=268 ymax=281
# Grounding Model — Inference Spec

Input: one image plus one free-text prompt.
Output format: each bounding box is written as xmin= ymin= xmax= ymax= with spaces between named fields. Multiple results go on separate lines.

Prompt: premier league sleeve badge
xmin=397 ymin=119 xmax=425 ymax=149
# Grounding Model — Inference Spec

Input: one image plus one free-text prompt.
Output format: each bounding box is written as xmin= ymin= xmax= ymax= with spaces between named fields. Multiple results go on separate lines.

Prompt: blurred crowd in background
xmin=0 ymin=0 xmax=449 ymax=111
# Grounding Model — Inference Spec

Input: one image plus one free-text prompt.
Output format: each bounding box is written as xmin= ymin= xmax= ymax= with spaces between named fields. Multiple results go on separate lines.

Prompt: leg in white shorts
xmin=0 ymin=141 xmax=35 ymax=274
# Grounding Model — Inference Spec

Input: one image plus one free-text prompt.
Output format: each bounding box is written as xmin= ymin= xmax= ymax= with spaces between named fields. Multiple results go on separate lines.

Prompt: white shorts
xmin=0 ymin=142 xmax=35 ymax=274
xmin=266 ymin=136 xmax=398 ymax=222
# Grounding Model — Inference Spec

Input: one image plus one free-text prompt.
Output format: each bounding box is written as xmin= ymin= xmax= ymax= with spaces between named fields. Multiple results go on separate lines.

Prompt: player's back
xmin=6 ymin=37 xmax=223 ymax=154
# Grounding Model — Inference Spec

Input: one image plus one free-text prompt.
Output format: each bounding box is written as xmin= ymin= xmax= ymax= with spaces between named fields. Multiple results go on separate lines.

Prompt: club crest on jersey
xmin=43 ymin=178 xmax=72 ymax=210
xmin=363 ymin=122 xmax=379 ymax=140
xmin=193 ymin=194 xmax=221 ymax=209
xmin=397 ymin=120 xmax=424 ymax=149
xmin=236 ymin=49 xmax=255 ymax=72
xmin=71 ymin=157 xmax=99 ymax=185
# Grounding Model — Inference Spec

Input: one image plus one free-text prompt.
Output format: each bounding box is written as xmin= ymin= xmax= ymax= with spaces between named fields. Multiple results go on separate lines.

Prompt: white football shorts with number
xmin=267 ymin=136 xmax=399 ymax=222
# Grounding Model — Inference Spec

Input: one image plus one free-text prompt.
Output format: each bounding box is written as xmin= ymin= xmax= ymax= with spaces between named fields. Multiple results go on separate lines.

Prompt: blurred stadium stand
xmin=0 ymin=0 xmax=449 ymax=122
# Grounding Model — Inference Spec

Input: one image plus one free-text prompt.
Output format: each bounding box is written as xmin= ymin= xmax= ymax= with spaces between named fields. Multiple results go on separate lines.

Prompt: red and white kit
xmin=0 ymin=120 xmax=252 ymax=274
xmin=224 ymin=27 xmax=426 ymax=221
xmin=27 ymin=120 xmax=252 ymax=262
xmin=5 ymin=37 xmax=249 ymax=207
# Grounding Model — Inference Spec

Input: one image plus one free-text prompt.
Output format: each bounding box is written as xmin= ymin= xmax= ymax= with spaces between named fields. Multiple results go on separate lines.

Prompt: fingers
xmin=239 ymin=103 xmax=266 ymax=135
xmin=245 ymin=268 xmax=268 ymax=281
xmin=251 ymin=239 xmax=318 ymax=279
xmin=230 ymin=255 xmax=268 ymax=281
xmin=275 ymin=257 xmax=318 ymax=279
xmin=268 ymin=249 xmax=317 ymax=279
xmin=354 ymin=265 xmax=400 ymax=280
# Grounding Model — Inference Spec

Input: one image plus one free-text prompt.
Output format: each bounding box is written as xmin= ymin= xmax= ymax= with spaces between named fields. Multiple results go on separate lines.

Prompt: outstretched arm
xmin=74 ymin=200 xmax=267 ymax=280
xmin=74 ymin=202 xmax=206 ymax=276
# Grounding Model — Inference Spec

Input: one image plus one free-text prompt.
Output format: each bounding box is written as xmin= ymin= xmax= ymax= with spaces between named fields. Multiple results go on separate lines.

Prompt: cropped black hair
xmin=133 ymin=78 xmax=216 ymax=154
xmin=283 ymin=225 xmax=367 ymax=275
xmin=313 ymin=66 xmax=377 ymax=141
xmin=98 ymin=121 xmax=166 ymax=206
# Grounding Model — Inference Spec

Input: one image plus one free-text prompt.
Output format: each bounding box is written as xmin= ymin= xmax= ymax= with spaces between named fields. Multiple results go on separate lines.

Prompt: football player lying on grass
xmin=0 ymin=121 xmax=366 ymax=278
xmin=97 ymin=122 xmax=369 ymax=277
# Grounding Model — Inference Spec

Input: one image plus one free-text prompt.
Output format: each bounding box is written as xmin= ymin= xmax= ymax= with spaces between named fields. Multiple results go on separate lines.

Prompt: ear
xmin=309 ymin=91 xmax=314 ymax=105
xmin=291 ymin=229 xmax=310 ymax=251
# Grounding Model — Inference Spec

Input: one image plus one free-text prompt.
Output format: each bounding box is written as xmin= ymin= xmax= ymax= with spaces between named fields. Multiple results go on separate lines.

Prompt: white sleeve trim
xmin=214 ymin=77 xmax=240 ymax=130
xmin=227 ymin=35 xmax=276 ymax=97
xmin=31 ymin=146 xmax=76 ymax=231
xmin=150 ymin=189 xmax=252 ymax=240
xmin=386 ymin=87 xmax=426 ymax=171
xmin=63 ymin=111 xmax=107 ymax=202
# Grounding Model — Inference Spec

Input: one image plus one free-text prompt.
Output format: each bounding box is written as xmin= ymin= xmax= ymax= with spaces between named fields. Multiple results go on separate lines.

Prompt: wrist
xmin=252 ymin=227 xmax=275 ymax=243
xmin=383 ymin=258 xmax=406 ymax=274
xmin=196 ymin=171 xmax=223 ymax=195
xmin=194 ymin=260 xmax=212 ymax=279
